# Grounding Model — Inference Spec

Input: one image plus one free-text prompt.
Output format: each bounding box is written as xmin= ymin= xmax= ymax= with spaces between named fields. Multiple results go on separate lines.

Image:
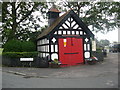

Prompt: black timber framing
xmin=38 ymin=44 xmax=49 ymax=46
xmin=71 ymin=11 xmax=94 ymax=38
xmin=47 ymin=14 xmax=71 ymax=38
xmin=58 ymin=29 xmax=82 ymax=31
xmin=37 ymin=9 xmax=95 ymax=62
xmin=41 ymin=10 xmax=94 ymax=39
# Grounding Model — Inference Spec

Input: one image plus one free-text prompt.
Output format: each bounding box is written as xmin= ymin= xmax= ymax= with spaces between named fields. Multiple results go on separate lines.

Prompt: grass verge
xmin=0 ymin=48 xmax=3 ymax=55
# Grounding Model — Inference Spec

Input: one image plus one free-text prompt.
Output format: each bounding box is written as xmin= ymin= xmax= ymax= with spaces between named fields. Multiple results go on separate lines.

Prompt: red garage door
xmin=58 ymin=37 xmax=84 ymax=67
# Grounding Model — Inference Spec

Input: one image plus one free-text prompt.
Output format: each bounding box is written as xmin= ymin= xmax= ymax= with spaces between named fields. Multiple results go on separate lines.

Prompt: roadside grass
xmin=0 ymin=48 xmax=3 ymax=67
xmin=0 ymin=48 xmax=3 ymax=55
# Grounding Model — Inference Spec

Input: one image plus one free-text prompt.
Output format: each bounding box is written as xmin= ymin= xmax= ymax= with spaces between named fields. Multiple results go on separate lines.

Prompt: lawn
xmin=0 ymin=48 xmax=3 ymax=55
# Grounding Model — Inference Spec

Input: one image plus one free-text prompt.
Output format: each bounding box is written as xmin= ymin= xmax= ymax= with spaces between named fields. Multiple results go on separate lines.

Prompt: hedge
xmin=2 ymin=52 xmax=38 ymax=58
xmin=3 ymin=40 xmax=36 ymax=52
xmin=21 ymin=41 xmax=36 ymax=52
xmin=3 ymin=40 xmax=22 ymax=52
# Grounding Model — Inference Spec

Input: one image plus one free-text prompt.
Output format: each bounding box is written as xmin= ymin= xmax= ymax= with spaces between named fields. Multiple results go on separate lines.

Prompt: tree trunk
xmin=11 ymin=2 xmax=17 ymax=40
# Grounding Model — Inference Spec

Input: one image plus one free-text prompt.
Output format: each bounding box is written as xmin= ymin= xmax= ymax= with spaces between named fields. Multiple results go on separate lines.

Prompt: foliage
xmin=58 ymin=1 xmax=120 ymax=33
xmin=21 ymin=41 xmax=36 ymax=52
xmin=0 ymin=48 xmax=3 ymax=55
xmin=51 ymin=59 xmax=61 ymax=65
xmin=2 ymin=2 xmax=48 ymax=43
xmin=96 ymin=48 xmax=102 ymax=53
xmin=51 ymin=59 xmax=58 ymax=64
xmin=3 ymin=40 xmax=22 ymax=52
xmin=99 ymin=39 xmax=110 ymax=47
xmin=2 ymin=52 xmax=38 ymax=58
xmin=3 ymin=40 xmax=36 ymax=52
xmin=2 ymin=1 xmax=120 ymax=45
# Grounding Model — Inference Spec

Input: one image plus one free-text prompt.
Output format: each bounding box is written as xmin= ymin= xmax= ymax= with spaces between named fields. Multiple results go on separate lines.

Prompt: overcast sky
xmin=93 ymin=28 xmax=118 ymax=43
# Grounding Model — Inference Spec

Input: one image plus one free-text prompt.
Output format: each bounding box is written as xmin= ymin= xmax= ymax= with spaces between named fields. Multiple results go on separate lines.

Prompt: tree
xmin=58 ymin=1 xmax=120 ymax=33
xmin=2 ymin=2 xmax=48 ymax=43
xmin=99 ymin=39 xmax=110 ymax=47
xmin=0 ymin=2 xmax=2 ymax=43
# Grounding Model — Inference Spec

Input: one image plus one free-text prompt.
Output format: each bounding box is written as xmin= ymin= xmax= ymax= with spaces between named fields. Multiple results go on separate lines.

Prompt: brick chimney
xmin=47 ymin=4 xmax=61 ymax=26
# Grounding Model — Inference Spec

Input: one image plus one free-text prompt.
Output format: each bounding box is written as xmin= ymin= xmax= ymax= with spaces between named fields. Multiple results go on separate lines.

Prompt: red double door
xmin=59 ymin=37 xmax=84 ymax=66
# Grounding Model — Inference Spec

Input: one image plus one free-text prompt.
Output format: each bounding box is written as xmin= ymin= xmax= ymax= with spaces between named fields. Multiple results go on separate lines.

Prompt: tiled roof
xmin=37 ymin=10 xmax=70 ymax=39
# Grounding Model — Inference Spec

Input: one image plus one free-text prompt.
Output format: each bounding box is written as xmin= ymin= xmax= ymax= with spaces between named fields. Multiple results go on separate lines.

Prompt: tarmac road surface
xmin=2 ymin=53 xmax=119 ymax=88
xmin=2 ymin=71 xmax=118 ymax=88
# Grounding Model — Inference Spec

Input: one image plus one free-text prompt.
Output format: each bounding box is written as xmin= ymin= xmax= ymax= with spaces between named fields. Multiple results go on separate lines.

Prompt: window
xmin=84 ymin=44 xmax=86 ymax=51
xmin=67 ymin=31 xmax=70 ymax=34
xmin=72 ymin=31 xmax=75 ymax=35
xmin=51 ymin=45 xmax=54 ymax=52
xmin=63 ymin=31 xmax=66 ymax=34
xmin=55 ymin=45 xmax=58 ymax=52
xmin=85 ymin=52 xmax=90 ymax=58
xmin=80 ymin=31 xmax=83 ymax=35
xmin=51 ymin=53 xmax=58 ymax=60
xmin=43 ymin=53 xmax=46 ymax=57
xmin=76 ymin=31 xmax=79 ymax=35
xmin=58 ymin=31 xmax=62 ymax=34
xmin=87 ymin=44 xmax=90 ymax=50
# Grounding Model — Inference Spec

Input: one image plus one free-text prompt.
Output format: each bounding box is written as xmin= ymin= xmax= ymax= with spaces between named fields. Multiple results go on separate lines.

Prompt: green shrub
xmin=3 ymin=40 xmax=36 ymax=52
xmin=21 ymin=41 xmax=36 ymax=52
xmin=96 ymin=48 xmax=102 ymax=53
xmin=2 ymin=52 xmax=38 ymax=58
xmin=3 ymin=40 xmax=22 ymax=52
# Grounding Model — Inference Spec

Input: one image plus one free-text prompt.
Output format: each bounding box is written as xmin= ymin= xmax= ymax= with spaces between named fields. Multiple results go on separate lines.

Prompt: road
xmin=2 ymin=53 xmax=119 ymax=88
xmin=2 ymin=71 xmax=118 ymax=88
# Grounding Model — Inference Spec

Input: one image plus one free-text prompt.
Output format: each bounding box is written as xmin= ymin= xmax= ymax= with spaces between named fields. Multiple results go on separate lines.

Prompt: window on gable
xmin=63 ymin=31 xmax=66 ymax=34
xmin=80 ymin=31 xmax=83 ymax=35
xmin=76 ymin=31 xmax=79 ymax=35
xmin=58 ymin=31 xmax=62 ymax=34
xmin=72 ymin=31 xmax=75 ymax=35
xmin=67 ymin=31 xmax=70 ymax=34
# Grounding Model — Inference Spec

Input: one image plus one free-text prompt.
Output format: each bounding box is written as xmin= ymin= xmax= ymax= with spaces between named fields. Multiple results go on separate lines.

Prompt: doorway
xmin=58 ymin=37 xmax=84 ymax=66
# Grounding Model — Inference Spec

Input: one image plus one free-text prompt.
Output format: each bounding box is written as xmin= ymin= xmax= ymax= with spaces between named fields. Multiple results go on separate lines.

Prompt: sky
xmin=92 ymin=28 xmax=118 ymax=43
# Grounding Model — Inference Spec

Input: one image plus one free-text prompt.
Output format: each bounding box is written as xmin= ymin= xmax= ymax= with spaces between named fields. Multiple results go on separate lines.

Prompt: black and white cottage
xmin=37 ymin=6 xmax=95 ymax=67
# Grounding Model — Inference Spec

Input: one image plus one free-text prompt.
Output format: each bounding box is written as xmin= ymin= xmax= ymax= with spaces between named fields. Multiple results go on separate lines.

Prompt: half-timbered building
xmin=37 ymin=7 xmax=94 ymax=67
